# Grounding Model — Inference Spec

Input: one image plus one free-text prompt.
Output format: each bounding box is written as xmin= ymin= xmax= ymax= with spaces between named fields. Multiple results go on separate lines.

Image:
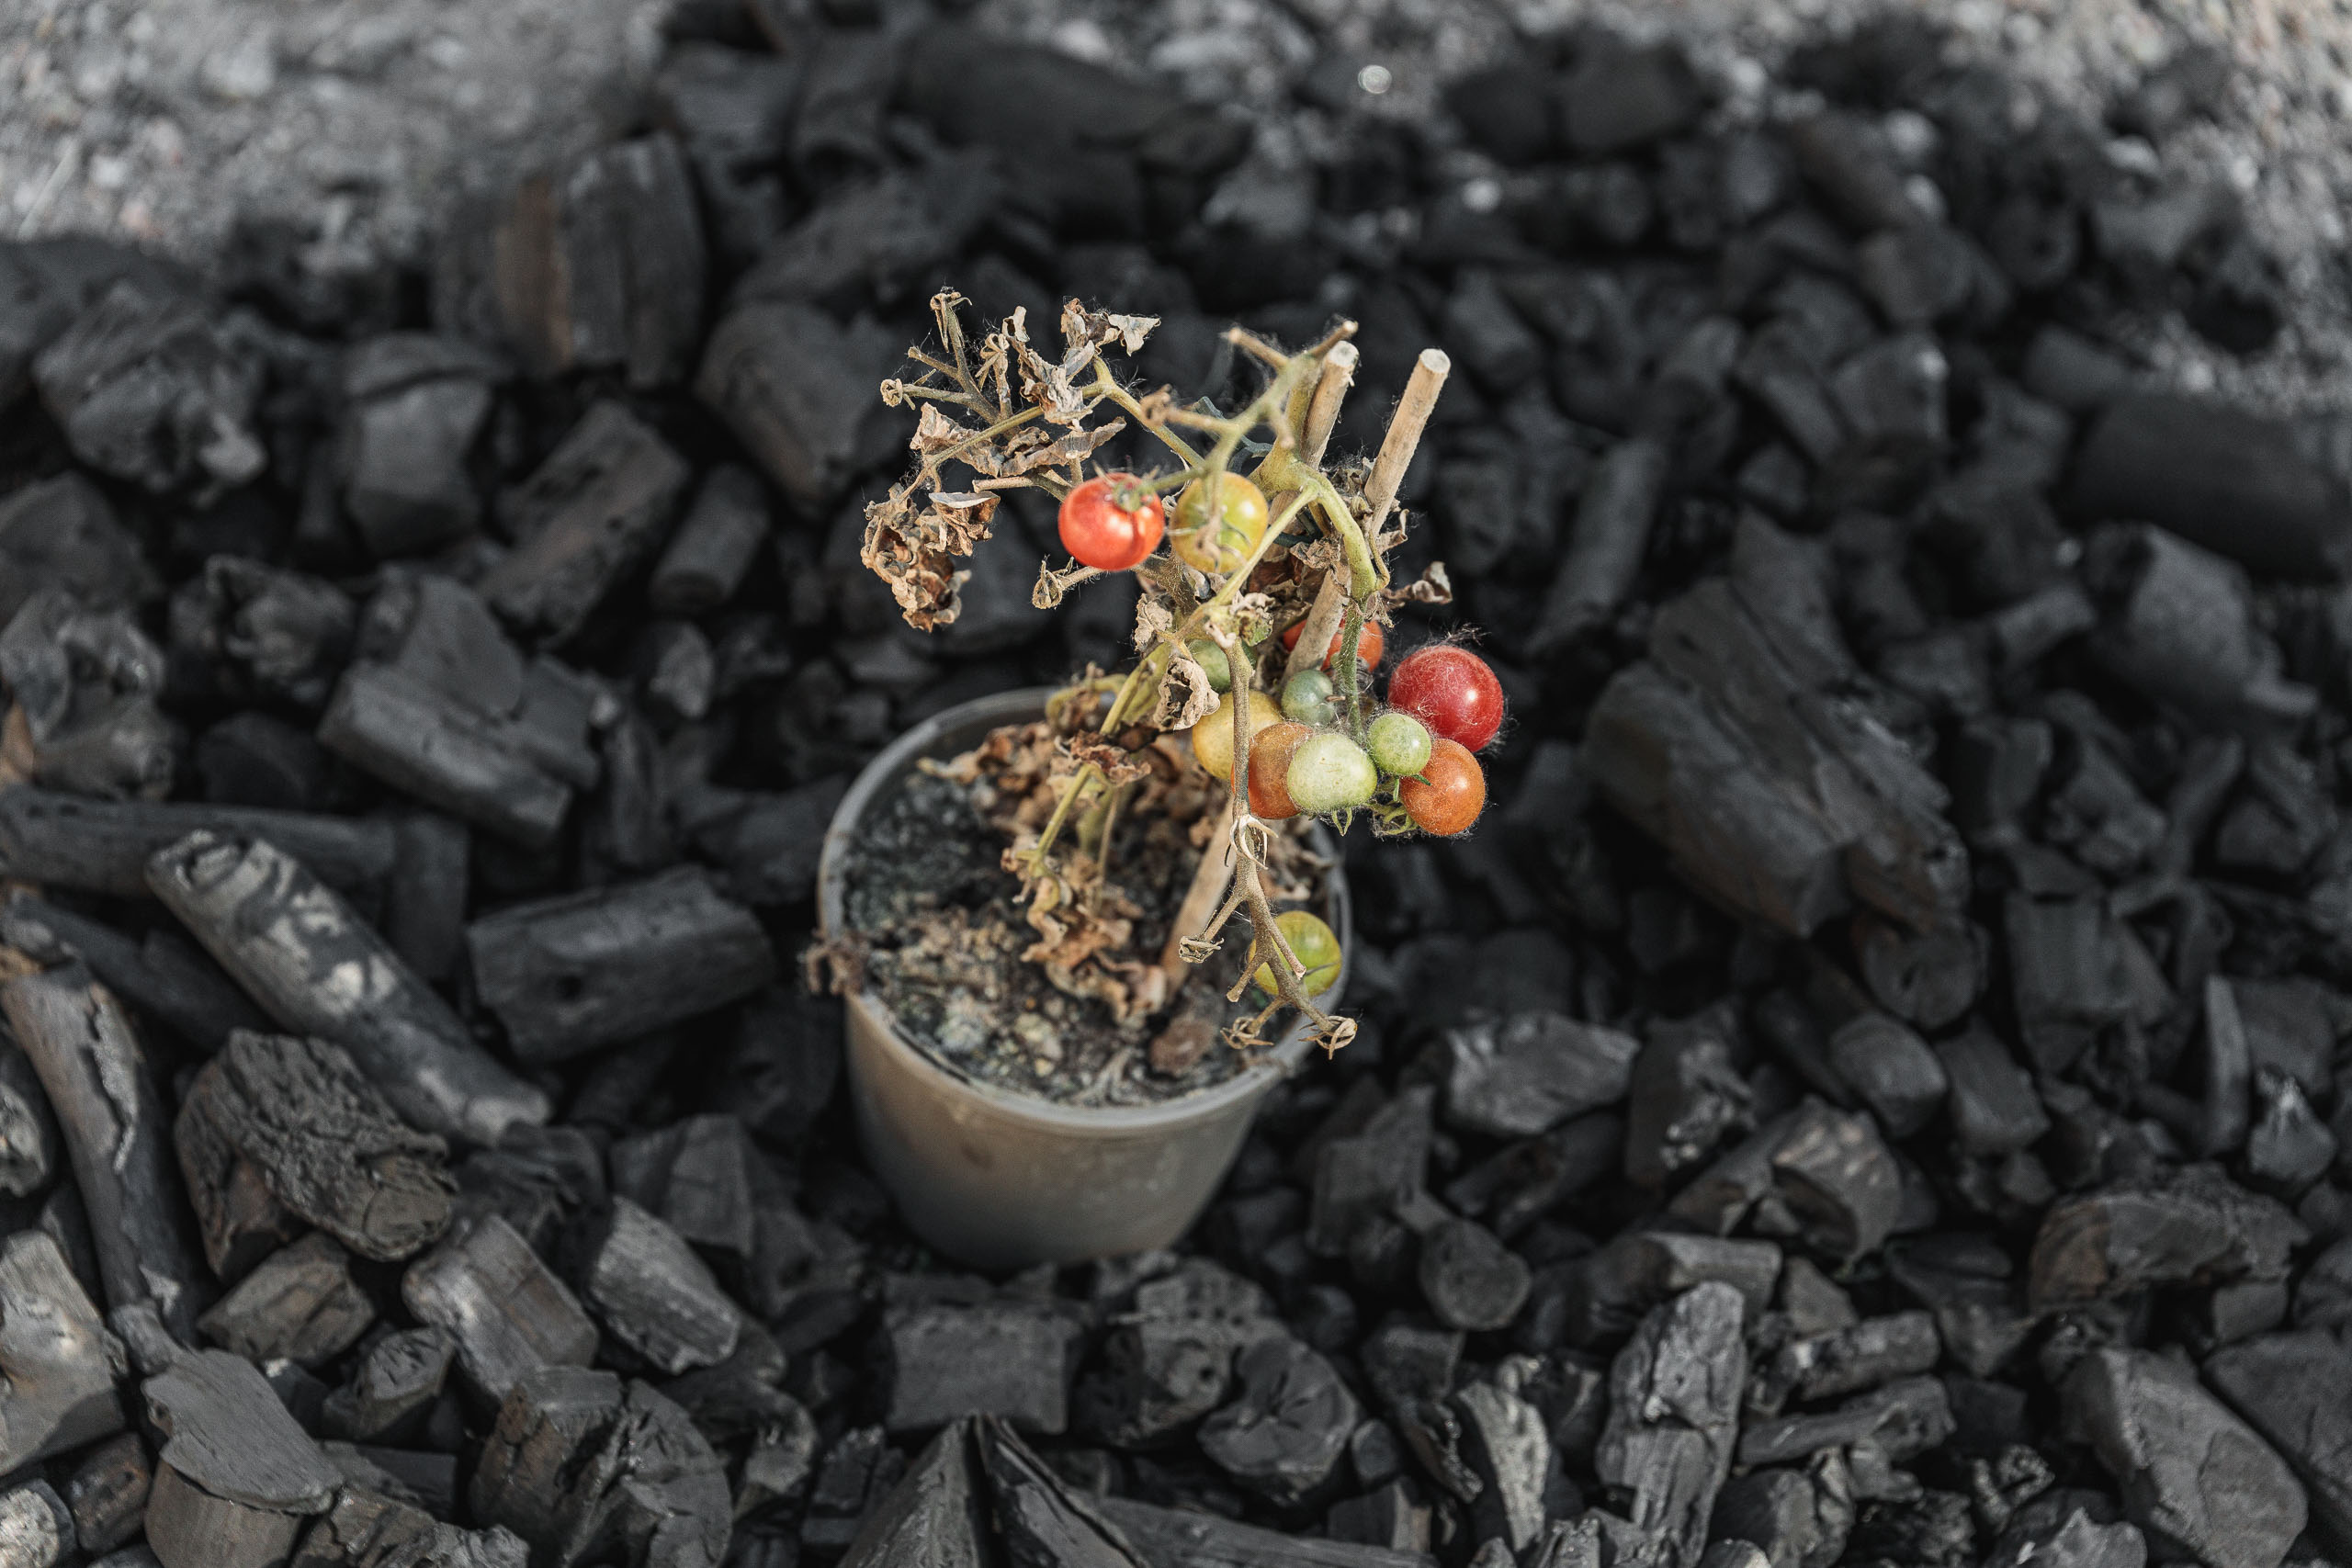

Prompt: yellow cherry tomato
xmin=1171 ymin=472 xmax=1272 ymax=574
xmin=1191 ymin=690 xmax=1281 ymax=783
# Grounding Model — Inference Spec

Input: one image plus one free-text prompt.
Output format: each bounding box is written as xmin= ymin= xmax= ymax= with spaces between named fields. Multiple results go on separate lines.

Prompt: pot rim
xmin=817 ymin=685 xmax=1350 ymax=1135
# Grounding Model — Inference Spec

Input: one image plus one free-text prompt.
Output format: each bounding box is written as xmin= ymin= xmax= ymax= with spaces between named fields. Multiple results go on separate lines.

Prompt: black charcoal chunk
xmin=572 ymin=1197 xmax=742 ymax=1375
xmin=0 ymin=473 xmax=153 ymax=626
xmin=480 ymin=401 xmax=692 ymax=648
xmin=149 ymin=831 xmax=549 ymax=1147
xmin=885 ymin=1300 xmax=1080 ymax=1436
xmin=288 ymin=1487 xmax=528 ymax=1568
xmin=1595 ymin=1283 xmax=1746 ymax=1566
xmin=835 ymin=1418 xmax=990 ymax=1568
xmin=1309 ymin=1088 xmax=1434 ymax=1258
xmin=2029 ymin=1165 xmax=2301 ymax=1312
xmin=321 ymin=1328 xmax=457 ymax=1446
xmin=697 ymin=300 xmax=896 ymax=512
xmin=1444 ymin=1012 xmax=1638 ymax=1139
xmin=1456 ymin=1374 xmax=1550 ymax=1554
xmin=1419 ymin=1220 xmax=1531 ymax=1333
xmin=1074 ymin=1261 xmax=1281 ymax=1450
xmin=198 ymin=1232 xmax=373 ymax=1366
xmin=0 ymin=590 xmax=175 ymax=800
xmin=1788 ymin=111 xmax=1917 ymax=231
xmin=681 ymin=776 xmax=849 ymax=906
xmin=337 ymin=333 xmax=506 ymax=558
xmin=0 ymin=1032 xmax=55 ymax=1197
xmin=1550 ymin=1232 xmax=1782 ymax=1350
xmin=971 ymin=1415 xmax=1148 ymax=1568
xmin=0 ymin=787 xmax=395 ymax=908
xmin=1560 ymin=36 xmax=1702 ymax=152
xmin=2205 ymin=1330 xmax=2352 ymax=1555
xmin=66 ymin=1431 xmax=152 ymax=1556
xmin=1764 ymin=1312 xmax=1940 ymax=1410
xmin=383 ymin=811 xmax=469 ymax=984
xmin=3 ymin=965 xmax=211 ymax=1339
xmin=2062 ymin=1348 xmax=2304 ymax=1568
xmin=1529 ymin=436 xmax=1668 ymax=655
xmin=650 ymin=464 xmax=770 ymax=615
xmin=1984 ymin=1506 xmax=2147 ymax=1568
xmin=1107 ymin=1493 xmax=1431 ymax=1565
xmin=175 ymin=1029 xmax=454 ymax=1277
xmin=32 ymin=281 xmax=264 ymax=496
xmin=1709 ymin=1459 xmax=1853 ymax=1568
xmin=2005 ymin=891 xmax=2167 ymax=1076
xmin=1937 ymin=1029 xmax=2052 ymax=1158
xmin=2084 ymin=524 xmax=2314 ymax=733
xmin=467 ymin=866 xmax=776 ymax=1064
xmin=1199 ymin=1337 xmax=1360 ymax=1506
xmin=469 ymin=1367 xmax=729 ymax=1568
xmin=402 ymin=1214 xmax=599 ymax=1403
xmin=1826 ymin=1014 xmax=1947 ymax=1138
xmin=1444 ymin=1112 xmax=1623 ymax=1240
xmin=0 ymin=1230 xmax=128 ymax=1472
xmin=170 ymin=557 xmax=356 ymax=713
xmin=0 ymin=1481 xmax=74 ymax=1568
xmin=1625 ymin=1016 xmax=1753 ymax=1189
xmin=2069 ymin=392 xmax=2352 ymax=580
xmin=143 ymin=1349 xmax=339 ymax=1568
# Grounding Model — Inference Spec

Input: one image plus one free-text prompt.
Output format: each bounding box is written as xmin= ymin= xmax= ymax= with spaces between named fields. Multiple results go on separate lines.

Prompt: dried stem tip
xmin=1363 ymin=349 xmax=1452 ymax=539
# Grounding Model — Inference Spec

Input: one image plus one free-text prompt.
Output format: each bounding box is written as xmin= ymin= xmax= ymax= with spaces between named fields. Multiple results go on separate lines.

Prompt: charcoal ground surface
xmin=5 ymin=3 xmax=2352 ymax=1567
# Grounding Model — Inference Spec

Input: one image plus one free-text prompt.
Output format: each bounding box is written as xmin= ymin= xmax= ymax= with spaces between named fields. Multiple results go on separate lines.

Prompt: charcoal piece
xmin=288 ymin=1487 xmax=528 ymax=1568
xmin=2069 ymin=392 xmax=2350 ymax=580
xmin=0 ymin=1032 xmax=54 ymax=1196
xmin=2029 ymin=1165 xmax=2301 ymax=1313
xmin=1768 ymin=1313 xmax=1940 ymax=1408
xmin=198 ymin=1234 xmax=374 ymax=1366
xmin=0 ymin=788 xmax=396 ymax=906
xmin=1559 ymin=36 xmax=1701 ymax=152
xmin=1885 ymin=1241 xmax=2032 ymax=1380
xmin=196 ymin=712 xmax=330 ymax=811
xmin=1825 ymin=1013 xmax=1945 ymax=1137
xmin=726 ymin=155 xmax=991 ymax=312
xmin=1742 ymin=1376 xmax=1951 ymax=1468
xmin=1075 ymin=1264 xmax=1281 ymax=1450
xmin=1595 ymin=1283 xmax=1746 ymax=1568
xmin=650 ymin=42 xmax=796 ymax=268
xmin=0 ymin=591 xmax=175 ymax=800
xmin=1552 ymin=1232 xmax=1782 ymax=1351
xmin=2 ymin=964 xmax=210 ymax=1339
xmin=573 ymin=1197 xmax=742 ymax=1376
xmin=1443 ymin=1013 xmax=1637 ymax=1140
xmin=2205 ymin=1329 xmax=2352 ymax=1554
xmin=1199 ymin=1337 xmax=1360 ymax=1506
xmin=66 ymin=1431 xmax=151 ymax=1556
xmin=318 ymin=663 xmax=579 ymax=848
xmin=1528 ymin=436 xmax=1668 ymax=655
xmin=803 ymin=1426 xmax=898 ymax=1552
xmin=1456 ymin=1379 xmax=1548 ymax=1554
xmin=2005 ymin=892 xmax=2165 ymax=1076
xmin=466 ymin=866 xmax=776 ymax=1065
xmin=1624 ymin=1019 xmax=1752 ymax=1188
xmin=682 ymin=774 xmax=848 ymax=906
xmin=648 ymin=465 xmax=769 ymax=615
xmin=2062 ymin=1348 xmax=2303 ymax=1568
xmin=884 ymin=1300 xmax=1079 ymax=1437
xmin=1734 ymin=325 xmax=1847 ymax=466
xmin=175 ymin=1029 xmax=454 ymax=1275
xmin=1443 ymin=1112 xmax=1623 ymax=1240
xmin=1857 ymin=225 xmax=1976 ymax=326
xmin=2247 ymin=1068 xmax=2336 ymax=1193
xmin=1826 ymin=333 xmax=1949 ymax=502
xmin=1418 ymin=1220 xmax=1530 ymax=1334
xmin=1309 ymin=1089 xmax=1433 ymax=1258
xmin=1582 ymin=576 xmax=1968 ymax=940
xmin=0 ymin=473 xmax=153 ymax=626
xmin=453 ymin=1125 xmax=608 ymax=1261
xmin=697 ymin=301 xmax=895 ymax=512
xmin=480 ymin=401 xmax=691 ymax=647
xmin=1935 ymin=1029 xmax=2051 ymax=1158
xmin=2084 ymin=525 xmax=2314 ymax=733
xmin=149 ymin=831 xmax=549 ymax=1147
xmin=1709 ymin=1459 xmax=1853 ymax=1568
xmin=1984 ymin=1507 xmax=2146 ymax=1568
xmin=967 ymin=1417 xmax=1148 ymax=1568
xmin=32 ymin=281 xmax=264 ymax=495
xmin=0 ymin=1230 xmax=127 ymax=1472
xmin=0 ymin=1481 xmax=73 ymax=1568
xmin=1445 ymin=62 xmax=1557 ymax=165
xmin=143 ymin=1349 xmax=338 ymax=1568
xmin=1327 ymin=1481 xmax=1430 ymax=1555
xmin=1762 ymin=1100 xmax=1904 ymax=1261
xmin=1787 ymin=112 xmax=1916 ymax=232
xmin=382 ymin=812 xmax=469 ymax=985
xmin=170 ymin=558 xmax=356 ymax=713
xmin=469 ymin=1367 xmax=729 ymax=1568
xmin=402 ymin=1214 xmax=599 ymax=1403
xmin=2215 ymin=738 xmax=2338 ymax=874
xmin=1442 ymin=270 xmax=1542 ymax=397
xmin=322 ymin=1328 xmax=457 ymax=1446
xmin=833 ymin=1417 xmax=989 ymax=1568
xmin=608 ymin=1114 xmax=760 ymax=1268
xmin=337 ymin=333 xmax=505 ymax=558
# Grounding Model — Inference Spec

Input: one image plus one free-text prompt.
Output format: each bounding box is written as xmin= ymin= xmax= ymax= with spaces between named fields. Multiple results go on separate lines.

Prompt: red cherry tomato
xmin=1386 ymin=644 xmax=1505 ymax=751
xmin=1057 ymin=473 xmax=1164 ymax=571
xmin=1279 ymin=617 xmax=1385 ymax=673
xmin=1401 ymin=738 xmax=1486 ymax=836
xmin=1247 ymin=721 xmax=1312 ymax=820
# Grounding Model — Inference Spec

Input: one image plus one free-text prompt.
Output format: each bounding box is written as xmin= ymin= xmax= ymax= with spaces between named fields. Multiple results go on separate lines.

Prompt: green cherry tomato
xmin=1281 ymin=668 xmax=1339 ymax=727
xmin=1285 ymin=731 xmax=1378 ymax=814
xmin=1366 ymin=710 xmax=1432 ymax=778
xmin=1188 ymin=638 xmax=1231 ymax=693
xmin=1171 ymin=472 xmax=1271 ymax=574
xmin=1253 ymin=908 xmax=1343 ymax=1000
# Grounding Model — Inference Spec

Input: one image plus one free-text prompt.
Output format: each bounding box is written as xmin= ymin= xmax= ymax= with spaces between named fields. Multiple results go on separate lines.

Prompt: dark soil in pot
xmin=839 ymin=715 xmax=1329 ymax=1108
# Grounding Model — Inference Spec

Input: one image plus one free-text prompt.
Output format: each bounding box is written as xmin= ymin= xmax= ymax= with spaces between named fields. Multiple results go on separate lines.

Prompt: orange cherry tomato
xmin=1400 ymin=737 xmax=1486 ymax=836
xmin=1247 ymin=721 xmax=1312 ymax=819
xmin=1279 ymin=616 xmax=1384 ymax=673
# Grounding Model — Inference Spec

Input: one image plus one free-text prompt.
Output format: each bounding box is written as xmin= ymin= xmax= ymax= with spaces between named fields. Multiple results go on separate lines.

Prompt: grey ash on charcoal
xmin=4 ymin=3 xmax=2352 ymax=1567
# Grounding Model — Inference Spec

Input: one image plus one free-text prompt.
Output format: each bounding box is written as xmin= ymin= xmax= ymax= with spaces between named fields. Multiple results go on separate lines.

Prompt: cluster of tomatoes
xmin=1057 ymin=469 xmax=1505 ymax=843
xmin=1192 ymin=637 xmax=1502 ymax=839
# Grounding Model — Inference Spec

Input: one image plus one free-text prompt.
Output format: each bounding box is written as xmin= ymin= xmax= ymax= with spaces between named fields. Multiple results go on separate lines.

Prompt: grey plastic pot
xmin=817 ymin=686 xmax=1350 ymax=1271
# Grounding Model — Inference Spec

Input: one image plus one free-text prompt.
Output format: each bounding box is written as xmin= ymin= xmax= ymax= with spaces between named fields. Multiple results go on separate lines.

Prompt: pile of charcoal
xmin=3 ymin=2 xmax=2352 ymax=1565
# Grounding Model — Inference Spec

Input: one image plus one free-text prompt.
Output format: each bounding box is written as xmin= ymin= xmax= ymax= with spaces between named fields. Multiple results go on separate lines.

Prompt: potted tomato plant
xmin=813 ymin=292 xmax=1507 ymax=1268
